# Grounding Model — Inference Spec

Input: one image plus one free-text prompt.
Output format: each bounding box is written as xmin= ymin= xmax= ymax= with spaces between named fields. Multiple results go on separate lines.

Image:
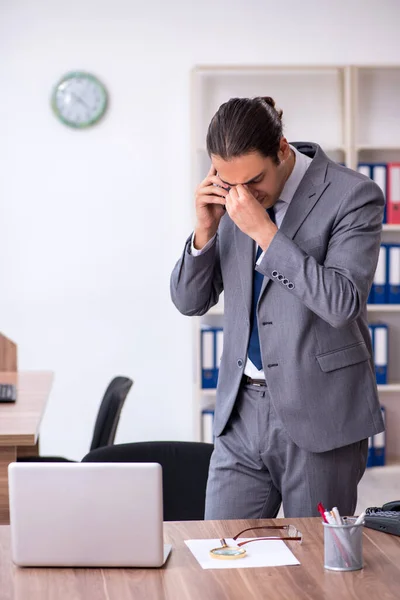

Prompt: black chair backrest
xmin=82 ymin=441 xmax=214 ymax=521
xmin=89 ymin=376 xmax=133 ymax=451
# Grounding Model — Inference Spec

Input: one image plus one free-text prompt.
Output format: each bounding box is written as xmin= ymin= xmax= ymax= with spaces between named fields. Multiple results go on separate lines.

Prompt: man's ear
xmin=278 ymin=137 xmax=290 ymax=163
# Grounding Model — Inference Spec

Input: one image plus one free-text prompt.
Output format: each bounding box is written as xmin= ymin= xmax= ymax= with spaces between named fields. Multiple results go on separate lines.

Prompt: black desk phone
xmin=364 ymin=501 xmax=400 ymax=536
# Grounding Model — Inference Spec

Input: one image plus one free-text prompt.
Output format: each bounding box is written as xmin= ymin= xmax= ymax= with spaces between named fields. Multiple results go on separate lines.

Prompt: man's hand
xmin=193 ymin=164 xmax=230 ymax=249
xmin=226 ymin=185 xmax=278 ymax=251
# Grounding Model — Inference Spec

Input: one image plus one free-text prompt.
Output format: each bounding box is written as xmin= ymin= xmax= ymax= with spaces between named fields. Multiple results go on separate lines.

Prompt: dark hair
xmin=206 ymin=96 xmax=284 ymax=165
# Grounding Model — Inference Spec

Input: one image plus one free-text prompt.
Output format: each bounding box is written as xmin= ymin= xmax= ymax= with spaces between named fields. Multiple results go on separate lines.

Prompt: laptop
xmin=8 ymin=462 xmax=172 ymax=567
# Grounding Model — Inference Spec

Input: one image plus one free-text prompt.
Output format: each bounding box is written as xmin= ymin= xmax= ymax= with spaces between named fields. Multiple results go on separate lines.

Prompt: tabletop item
xmin=364 ymin=501 xmax=400 ymax=536
xmin=318 ymin=503 xmax=364 ymax=571
xmin=323 ymin=517 xmax=364 ymax=571
xmin=209 ymin=524 xmax=302 ymax=560
xmin=186 ymin=536 xmax=300 ymax=570
xmin=8 ymin=462 xmax=171 ymax=567
xmin=0 ymin=383 xmax=16 ymax=402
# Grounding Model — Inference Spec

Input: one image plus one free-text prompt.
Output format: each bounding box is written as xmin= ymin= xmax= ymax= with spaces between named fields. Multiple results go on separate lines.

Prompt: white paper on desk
xmin=185 ymin=538 xmax=300 ymax=569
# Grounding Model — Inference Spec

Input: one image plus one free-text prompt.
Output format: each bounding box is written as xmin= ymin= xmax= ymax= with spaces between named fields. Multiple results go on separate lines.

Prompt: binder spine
xmin=388 ymin=245 xmax=400 ymax=304
xmin=373 ymin=323 xmax=388 ymax=385
xmin=366 ymin=435 xmax=374 ymax=468
xmin=201 ymin=328 xmax=217 ymax=388
xmin=387 ymin=163 xmax=400 ymax=224
xmin=372 ymin=245 xmax=388 ymax=304
xmin=201 ymin=327 xmax=223 ymax=389
xmin=373 ymin=406 xmax=386 ymax=467
xmin=372 ymin=164 xmax=387 ymax=224
xmin=201 ymin=407 xmax=215 ymax=444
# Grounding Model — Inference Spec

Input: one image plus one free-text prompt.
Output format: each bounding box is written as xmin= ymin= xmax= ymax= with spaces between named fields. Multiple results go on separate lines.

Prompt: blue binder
xmin=201 ymin=407 xmax=215 ymax=444
xmin=388 ymin=244 xmax=400 ymax=303
xmin=367 ymin=286 xmax=374 ymax=305
xmin=358 ymin=163 xmax=387 ymax=224
xmin=373 ymin=406 xmax=386 ymax=467
xmin=201 ymin=327 xmax=223 ymax=388
xmin=370 ymin=323 xmax=388 ymax=385
xmin=366 ymin=435 xmax=374 ymax=468
xmin=371 ymin=245 xmax=388 ymax=304
xmin=372 ymin=164 xmax=388 ymax=224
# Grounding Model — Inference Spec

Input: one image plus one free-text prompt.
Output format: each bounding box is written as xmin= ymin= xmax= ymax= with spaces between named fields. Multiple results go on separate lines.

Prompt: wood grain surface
xmin=0 ymin=517 xmax=399 ymax=600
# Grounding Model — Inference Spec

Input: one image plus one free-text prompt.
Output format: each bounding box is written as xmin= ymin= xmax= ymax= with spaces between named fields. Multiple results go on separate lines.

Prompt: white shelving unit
xmin=191 ymin=65 xmax=400 ymax=461
xmin=378 ymin=384 xmax=400 ymax=393
xmin=367 ymin=305 xmax=400 ymax=312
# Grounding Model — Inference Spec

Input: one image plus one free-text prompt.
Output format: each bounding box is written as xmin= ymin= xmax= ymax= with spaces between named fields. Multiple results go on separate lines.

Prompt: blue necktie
xmin=247 ymin=207 xmax=276 ymax=371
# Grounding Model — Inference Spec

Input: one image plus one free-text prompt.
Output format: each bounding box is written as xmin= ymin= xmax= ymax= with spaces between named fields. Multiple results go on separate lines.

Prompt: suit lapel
xmin=258 ymin=145 xmax=331 ymax=298
xmin=233 ymin=143 xmax=332 ymax=310
xmin=279 ymin=180 xmax=330 ymax=240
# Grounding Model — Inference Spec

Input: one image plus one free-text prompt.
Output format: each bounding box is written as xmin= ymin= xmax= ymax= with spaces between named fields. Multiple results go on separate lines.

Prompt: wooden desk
xmin=0 ymin=371 xmax=53 ymax=524
xmin=0 ymin=517 xmax=399 ymax=599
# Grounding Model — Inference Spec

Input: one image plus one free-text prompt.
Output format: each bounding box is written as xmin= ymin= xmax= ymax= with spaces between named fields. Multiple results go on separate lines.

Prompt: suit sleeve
xmin=170 ymin=233 xmax=223 ymax=316
xmin=258 ymin=179 xmax=384 ymax=328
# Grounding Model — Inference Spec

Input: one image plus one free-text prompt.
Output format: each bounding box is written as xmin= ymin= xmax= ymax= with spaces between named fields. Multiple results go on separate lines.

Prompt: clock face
xmin=51 ymin=72 xmax=108 ymax=129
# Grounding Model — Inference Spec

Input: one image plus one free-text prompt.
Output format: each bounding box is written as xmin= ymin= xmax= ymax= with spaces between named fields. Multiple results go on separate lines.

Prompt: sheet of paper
xmin=185 ymin=538 xmax=300 ymax=569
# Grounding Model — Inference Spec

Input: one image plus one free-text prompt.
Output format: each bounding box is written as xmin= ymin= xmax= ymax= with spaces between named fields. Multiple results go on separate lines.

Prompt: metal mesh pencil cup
xmin=323 ymin=517 xmax=363 ymax=571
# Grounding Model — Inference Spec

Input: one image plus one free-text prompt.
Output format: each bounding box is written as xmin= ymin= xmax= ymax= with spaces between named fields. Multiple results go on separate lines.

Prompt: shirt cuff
xmin=190 ymin=232 xmax=217 ymax=256
xmin=256 ymin=248 xmax=266 ymax=264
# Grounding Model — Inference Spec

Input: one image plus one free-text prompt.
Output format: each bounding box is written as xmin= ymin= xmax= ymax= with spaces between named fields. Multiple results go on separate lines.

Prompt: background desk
xmin=0 ymin=371 xmax=53 ymax=524
xmin=0 ymin=518 xmax=399 ymax=599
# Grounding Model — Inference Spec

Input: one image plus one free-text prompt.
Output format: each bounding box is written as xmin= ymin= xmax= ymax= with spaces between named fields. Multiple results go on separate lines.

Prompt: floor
xmin=277 ymin=464 xmax=400 ymax=517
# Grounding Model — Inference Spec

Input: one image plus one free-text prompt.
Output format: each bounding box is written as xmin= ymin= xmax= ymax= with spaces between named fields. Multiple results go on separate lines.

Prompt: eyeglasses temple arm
xmin=236 ymin=536 xmax=301 ymax=547
xmin=232 ymin=525 xmax=288 ymax=541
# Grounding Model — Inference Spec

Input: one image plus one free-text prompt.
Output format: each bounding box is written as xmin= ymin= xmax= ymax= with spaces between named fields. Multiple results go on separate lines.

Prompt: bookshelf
xmin=367 ymin=305 xmax=400 ymax=312
xmin=191 ymin=64 xmax=400 ymax=463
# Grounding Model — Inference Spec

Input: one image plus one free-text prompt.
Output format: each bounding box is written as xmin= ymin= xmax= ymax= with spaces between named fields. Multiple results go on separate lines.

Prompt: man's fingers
xmin=227 ymin=186 xmax=239 ymax=202
xmin=200 ymin=183 xmax=229 ymax=198
xmin=236 ymin=184 xmax=258 ymax=200
xmin=236 ymin=184 xmax=251 ymax=198
xmin=202 ymin=175 xmax=230 ymax=192
xmin=208 ymin=176 xmax=230 ymax=189
xmin=198 ymin=193 xmax=227 ymax=206
xmin=207 ymin=163 xmax=217 ymax=177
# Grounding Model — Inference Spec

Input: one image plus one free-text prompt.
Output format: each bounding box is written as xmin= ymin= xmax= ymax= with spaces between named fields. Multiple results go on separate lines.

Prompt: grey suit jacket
xmin=170 ymin=142 xmax=385 ymax=452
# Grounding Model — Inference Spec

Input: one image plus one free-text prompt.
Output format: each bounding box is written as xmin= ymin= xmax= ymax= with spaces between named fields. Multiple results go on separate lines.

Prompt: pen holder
xmin=323 ymin=517 xmax=363 ymax=571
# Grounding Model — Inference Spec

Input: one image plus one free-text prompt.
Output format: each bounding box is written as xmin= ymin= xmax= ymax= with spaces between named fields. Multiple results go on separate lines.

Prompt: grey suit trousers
xmin=205 ymin=380 xmax=368 ymax=519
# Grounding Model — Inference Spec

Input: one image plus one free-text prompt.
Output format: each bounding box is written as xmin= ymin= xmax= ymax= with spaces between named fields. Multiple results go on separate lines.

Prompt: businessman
xmin=170 ymin=96 xmax=385 ymax=518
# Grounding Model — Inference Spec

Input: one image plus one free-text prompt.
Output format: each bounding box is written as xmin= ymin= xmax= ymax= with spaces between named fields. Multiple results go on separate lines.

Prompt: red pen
xmin=317 ymin=502 xmax=328 ymax=522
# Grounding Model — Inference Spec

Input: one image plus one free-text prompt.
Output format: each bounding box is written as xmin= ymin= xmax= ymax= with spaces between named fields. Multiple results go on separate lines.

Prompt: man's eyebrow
xmin=219 ymin=170 xmax=265 ymax=187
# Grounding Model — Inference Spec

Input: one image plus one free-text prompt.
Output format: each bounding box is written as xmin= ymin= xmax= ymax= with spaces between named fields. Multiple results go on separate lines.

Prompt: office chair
xmin=82 ymin=441 xmax=214 ymax=521
xmin=18 ymin=376 xmax=133 ymax=462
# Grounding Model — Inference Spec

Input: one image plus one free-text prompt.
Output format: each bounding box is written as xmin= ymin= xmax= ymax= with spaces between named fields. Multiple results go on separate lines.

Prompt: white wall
xmin=0 ymin=0 xmax=399 ymax=460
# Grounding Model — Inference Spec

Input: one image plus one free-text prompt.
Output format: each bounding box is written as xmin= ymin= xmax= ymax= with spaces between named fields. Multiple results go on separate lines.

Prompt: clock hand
xmin=68 ymin=91 xmax=90 ymax=110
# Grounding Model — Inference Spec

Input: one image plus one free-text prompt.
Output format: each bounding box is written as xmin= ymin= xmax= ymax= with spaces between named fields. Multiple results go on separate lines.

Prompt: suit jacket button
xmin=237 ymin=359 xmax=243 ymax=367
xmin=283 ymin=278 xmax=289 ymax=285
xmin=287 ymin=282 xmax=295 ymax=289
xmin=272 ymin=270 xmax=279 ymax=278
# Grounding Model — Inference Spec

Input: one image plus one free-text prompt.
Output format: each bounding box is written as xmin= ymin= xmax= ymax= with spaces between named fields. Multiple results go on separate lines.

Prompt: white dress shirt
xmin=191 ymin=145 xmax=312 ymax=379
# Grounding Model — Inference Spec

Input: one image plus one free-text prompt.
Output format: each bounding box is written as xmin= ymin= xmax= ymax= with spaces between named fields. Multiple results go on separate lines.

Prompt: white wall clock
xmin=51 ymin=71 xmax=108 ymax=129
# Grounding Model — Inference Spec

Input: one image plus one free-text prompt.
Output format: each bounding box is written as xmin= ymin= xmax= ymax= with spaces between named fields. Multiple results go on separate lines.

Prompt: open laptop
xmin=8 ymin=462 xmax=172 ymax=567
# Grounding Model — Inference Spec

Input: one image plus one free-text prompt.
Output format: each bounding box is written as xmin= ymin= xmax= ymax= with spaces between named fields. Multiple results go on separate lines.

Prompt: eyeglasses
xmin=210 ymin=525 xmax=302 ymax=560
